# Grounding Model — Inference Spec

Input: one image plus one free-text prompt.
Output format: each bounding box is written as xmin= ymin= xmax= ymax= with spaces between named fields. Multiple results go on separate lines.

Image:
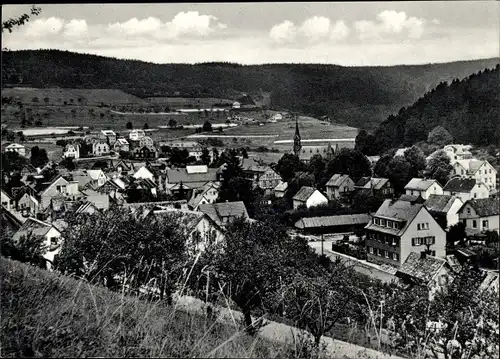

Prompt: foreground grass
xmin=0 ymin=257 xmax=323 ymax=358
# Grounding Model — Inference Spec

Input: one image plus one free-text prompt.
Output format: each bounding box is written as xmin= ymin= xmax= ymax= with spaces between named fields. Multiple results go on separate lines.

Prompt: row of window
xmin=373 ymin=217 xmax=401 ymax=229
xmin=367 ymin=232 xmax=399 ymax=246
xmin=417 ymin=222 xmax=429 ymax=230
xmin=412 ymin=236 xmax=435 ymax=246
xmin=368 ymin=247 xmax=399 ymax=260
xmin=464 ymin=219 xmax=489 ymax=229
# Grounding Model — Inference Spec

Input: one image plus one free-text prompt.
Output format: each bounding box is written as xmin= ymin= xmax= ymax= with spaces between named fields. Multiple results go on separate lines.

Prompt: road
xmin=172 ymin=293 xmax=405 ymax=359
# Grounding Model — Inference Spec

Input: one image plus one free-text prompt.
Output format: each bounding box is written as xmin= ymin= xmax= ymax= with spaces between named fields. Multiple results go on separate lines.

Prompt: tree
xmin=170 ymin=148 xmax=190 ymax=167
xmin=428 ymin=126 xmax=453 ymax=147
xmin=1 ymin=151 xmax=29 ymax=174
xmin=211 ymin=148 xmax=219 ymax=167
xmin=2 ymin=5 xmax=41 ymax=33
xmin=43 ymin=97 xmax=49 ymax=104
xmin=60 ymin=157 xmax=75 ymax=171
xmin=201 ymin=147 xmax=211 ymax=165
xmin=168 ymin=119 xmax=177 ymax=128
xmin=34 ymin=120 xmax=42 ymax=127
xmin=55 ymin=139 xmax=67 ymax=147
xmin=30 ymin=146 xmax=49 ymax=168
xmin=143 ymin=122 xmax=149 ymax=130
xmin=286 ymin=171 xmax=315 ymax=203
xmin=276 ymin=153 xmax=305 ymax=183
xmin=426 ymin=150 xmax=453 ymax=186
xmin=32 ymin=97 xmax=39 ymax=103
xmin=447 ymin=222 xmax=466 ymax=248
xmin=126 ymin=121 xmax=133 ymax=129
xmin=240 ymin=147 xmax=249 ymax=159
xmin=352 ymin=191 xmax=385 ymax=213
xmin=385 ymin=156 xmax=411 ymax=194
xmin=355 ymin=129 xmax=379 ymax=156
xmin=373 ymin=149 xmax=397 ymax=178
xmin=203 ymin=120 xmax=213 ymax=132
xmin=404 ymin=145 xmax=427 ymax=178
xmin=325 ymin=148 xmax=371 ymax=183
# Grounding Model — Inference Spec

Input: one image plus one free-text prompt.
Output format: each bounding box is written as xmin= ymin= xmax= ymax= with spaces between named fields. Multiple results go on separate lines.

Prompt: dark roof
xmin=326 ymin=174 xmax=351 ymax=188
xmin=445 ymin=255 xmax=462 ymax=273
xmin=293 ymin=186 xmax=317 ymax=201
xmin=13 ymin=217 xmax=59 ymax=242
xmin=198 ymin=201 xmax=249 ymax=226
xmin=460 ymin=198 xmax=499 ymax=217
xmin=365 ymin=199 xmax=424 ymax=236
xmin=355 ymin=177 xmax=390 ymax=190
xmin=295 ymin=214 xmax=372 ymax=229
xmin=396 ymin=252 xmax=447 ymax=285
xmin=425 ymin=195 xmax=459 ymax=213
xmin=166 ymin=168 xmax=218 ymax=185
xmin=399 ymin=194 xmax=425 ymax=204
xmin=443 ymin=177 xmax=477 ymax=193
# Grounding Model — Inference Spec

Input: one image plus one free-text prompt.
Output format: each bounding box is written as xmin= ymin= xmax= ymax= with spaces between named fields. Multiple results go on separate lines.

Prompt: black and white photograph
xmin=1 ymin=2 xmax=499 ymax=358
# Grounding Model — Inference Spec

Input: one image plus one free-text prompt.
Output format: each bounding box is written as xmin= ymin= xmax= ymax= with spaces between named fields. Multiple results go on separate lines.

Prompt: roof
xmin=443 ymin=177 xmax=478 ymax=193
xmin=13 ymin=217 xmax=59 ymax=242
xmin=115 ymin=138 xmax=129 ymax=145
xmin=394 ymin=148 xmax=408 ymax=157
xmin=87 ymin=169 xmax=104 ymax=181
xmin=459 ymin=198 xmax=499 ymax=217
xmin=295 ymin=214 xmax=372 ymax=229
xmin=405 ymin=178 xmax=439 ymax=191
xmin=5 ymin=143 xmax=25 ymax=149
xmin=101 ymin=130 xmax=116 ymax=135
xmin=274 ymin=181 xmax=288 ymax=192
xmin=326 ymin=174 xmax=351 ymax=188
xmin=241 ymin=158 xmax=270 ymax=173
xmin=293 ymin=186 xmax=317 ymax=202
xmin=399 ymin=194 xmax=425 ymax=203
xmin=198 ymin=201 xmax=249 ymax=226
xmin=479 ymin=271 xmax=499 ymax=292
xmin=396 ymin=252 xmax=447 ymax=285
xmin=75 ymin=201 xmax=98 ymax=214
xmin=186 ymin=165 xmax=208 ymax=174
xmin=445 ymin=255 xmax=462 ymax=273
xmin=425 ymin=194 xmax=461 ymax=213
xmin=355 ymin=177 xmax=390 ymax=190
xmin=299 ymin=145 xmax=334 ymax=160
xmin=166 ymin=168 xmax=218 ymax=185
xmin=365 ymin=199 xmax=424 ymax=236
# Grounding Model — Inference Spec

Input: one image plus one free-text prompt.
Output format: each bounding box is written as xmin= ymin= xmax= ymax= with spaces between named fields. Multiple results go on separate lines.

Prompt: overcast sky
xmin=2 ymin=2 xmax=499 ymax=66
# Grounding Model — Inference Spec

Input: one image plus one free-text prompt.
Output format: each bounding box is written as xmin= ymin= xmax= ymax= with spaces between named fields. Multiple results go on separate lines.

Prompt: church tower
xmin=293 ymin=115 xmax=302 ymax=156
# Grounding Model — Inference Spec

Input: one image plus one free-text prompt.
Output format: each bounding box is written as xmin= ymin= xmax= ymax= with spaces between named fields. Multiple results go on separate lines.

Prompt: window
xmin=411 ymin=190 xmax=414 ymax=195
xmin=479 ymin=170 xmax=482 ymax=175
xmin=381 ymin=219 xmax=386 ymax=226
xmin=474 ymin=193 xmax=477 ymax=198
xmin=467 ymin=207 xmax=471 ymax=214
xmin=387 ymin=221 xmax=393 ymax=228
xmin=438 ymin=275 xmax=448 ymax=286
xmin=472 ymin=220 xmax=477 ymax=228
xmin=384 ymin=250 xmax=389 ymax=258
xmin=392 ymin=252 xmax=399 ymax=261
xmin=425 ymin=237 xmax=435 ymax=245
xmin=374 ymin=218 xmax=379 ymax=225
xmin=482 ymin=220 xmax=489 ymax=229
xmin=392 ymin=237 xmax=398 ymax=246
xmin=461 ymin=170 xmax=465 ymax=175
xmin=50 ymin=237 xmax=58 ymax=245
xmin=417 ymin=223 xmax=421 ymax=230
xmin=412 ymin=237 xmax=422 ymax=246
xmin=369 ymin=247 xmax=373 ymax=254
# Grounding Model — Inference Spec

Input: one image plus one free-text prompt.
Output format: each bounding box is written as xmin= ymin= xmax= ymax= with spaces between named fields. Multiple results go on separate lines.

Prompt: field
xmin=144 ymin=97 xmax=235 ymax=108
xmin=0 ymin=257 xmax=312 ymax=358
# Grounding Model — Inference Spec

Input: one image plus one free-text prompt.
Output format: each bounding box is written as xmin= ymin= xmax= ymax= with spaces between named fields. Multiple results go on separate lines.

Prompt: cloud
xmin=106 ymin=12 xmax=226 ymax=40
xmin=63 ymin=19 xmax=89 ymax=38
xmin=354 ymin=10 xmax=426 ymax=41
xmin=24 ymin=17 xmax=64 ymax=38
xmin=269 ymin=20 xmax=297 ymax=44
xmin=270 ymin=17 xmax=351 ymax=44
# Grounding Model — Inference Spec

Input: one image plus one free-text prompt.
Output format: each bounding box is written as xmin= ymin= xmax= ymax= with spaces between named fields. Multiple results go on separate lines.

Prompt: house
xmin=16 ymin=192 xmax=40 ymax=217
xmin=404 ymin=178 xmax=443 ymax=200
xmin=292 ymin=186 xmax=328 ymax=210
xmin=188 ymin=182 xmax=220 ymax=210
xmin=271 ymin=113 xmax=283 ymax=121
xmin=129 ymin=129 xmax=146 ymax=141
xmin=354 ymin=177 xmax=394 ymax=197
xmin=113 ymin=138 xmax=130 ymax=152
xmin=161 ymin=140 xmax=207 ymax=162
xmin=39 ymin=175 xmax=81 ymax=209
xmin=365 ymin=199 xmax=446 ymax=267
xmin=138 ymin=136 xmax=154 ymax=148
xmin=274 ymin=181 xmax=288 ymax=198
xmin=198 ymin=201 xmax=249 ymax=227
xmin=395 ymin=252 xmax=454 ymax=300
xmin=1 ymin=189 xmax=14 ymax=211
xmin=100 ymin=130 xmax=117 ymax=145
xmin=133 ymin=166 xmax=155 ymax=182
xmin=72 ymin=169 xmax=107 ymax=189
xmin=399 ymin=194 xmax=426 ymax=204
xmin=12 ymin=217 xmax=62 ymax=270
xmin=325 ymin=174 xmax=355 ymax=200
xmin=80 ymin=188 xmax=110 ymax=210
xmin=132 ymin=145 xmax=157 ymax=160
xmin=240 ymin=158 xmax=282 ymax=194
xmin=232 ymin=101 xmax=241 ymax=109
xmin=457 ymin=198 xmax=499 ymax=236
xmin=451 ymin=159 xmax=496 ymax=193
xmin=4 ymin=143 xmax=26 ymax=157
xmin=299 ymin=145 xmax=335 ymax=163
xmin=443 ymin=178 xmax=489 ymax=201
xmin=294 ymin=214 xmax=372 ymax=235
xmin=74 ymin=201 xmax=99 ymax=215
xmin=164 ymin=167 xmax=219 ymax=195
xmin=394 ymin=148 xmax=409 ymax=157
xmin=92 ymin=139 xmax=110 ymax=156
xmin=63 ymin=143 xmax=80 ymax=159
xmin=366 ymin=156 xmax=380 ymax=168
xmin=443 ymin=144 xmax=473 ymax=162
xmin=110 ymin=159 xmax=135 ymax=177
xmin=424 ymin=194 xmax=463 ymax=228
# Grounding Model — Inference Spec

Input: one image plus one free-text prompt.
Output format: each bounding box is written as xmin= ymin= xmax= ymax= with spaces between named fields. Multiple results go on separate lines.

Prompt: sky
xmin=2 ymin=2 xmax=499 ymax=66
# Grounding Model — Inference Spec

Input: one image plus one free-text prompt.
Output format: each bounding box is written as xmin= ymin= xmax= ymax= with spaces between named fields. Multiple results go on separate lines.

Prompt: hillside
xmin=373 ymin=64 xmax=500 ymax=149
xmin=2 ymin=50 xmax=499 ymax=129
xmin=0 ymin=257 xmax=307 ymax=358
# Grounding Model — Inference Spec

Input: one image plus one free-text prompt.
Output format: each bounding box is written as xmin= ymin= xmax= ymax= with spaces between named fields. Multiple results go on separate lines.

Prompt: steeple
xmin=293 ymin=115 xmax=302 ymax=156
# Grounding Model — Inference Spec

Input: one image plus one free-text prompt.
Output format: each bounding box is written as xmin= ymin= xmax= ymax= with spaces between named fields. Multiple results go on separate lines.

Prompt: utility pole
xmin=321 ymin=224 xmax=324 ymax=257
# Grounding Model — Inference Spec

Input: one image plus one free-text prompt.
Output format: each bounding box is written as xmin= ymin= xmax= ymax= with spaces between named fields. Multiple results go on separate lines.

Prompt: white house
xmin=92 ymin=139 xmax=110 ymax=156
xmin=188 ymin=182 xmax=220 ymax=210
xmin=271 ymin=113 xmax=283 ymax=121
xmin=457 ymin=198 xmax=499 ymax=236
xmin=443 ymin=144 xmax=473 ymax=162
xmin=274 ymin=181 xmax=288 ymax=198
xmin=292 ymin=186 xmax=328 ymax=210
xmin=325 ymin=174 xmax=355 ymax=200
xmin=451 ymin=159 xmax=496 ymax=192
xmin=12 ymin=217 xmax=63 ymax=271
xmin=113 ymin=138 xmax=130 ymax=152
xmin=100 ymin=130 xmax=117 ymax=145
xmin=404 ymin=178 xmax=444 ymax=200
xmin=443 ymin=178 xmax=489 ymax=202
xmin=133 ymin=166 xmax=155 ymax=182
xmin=63 ymin=143 xmax=80 ymax=159
xmin=232 ymin=101 xmax=241 ymax=109
xmin=1 ymin=189 xmax=14 ymax=211
xmin=4 ymin=143 xmax=26 ymax=157
xmin=129 ymin=129 xmax=146 ymax=141
xmin=424 ymin=194 xmax=463 ymax=228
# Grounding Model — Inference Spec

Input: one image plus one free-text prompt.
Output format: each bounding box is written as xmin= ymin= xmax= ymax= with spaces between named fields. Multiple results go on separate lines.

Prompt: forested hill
xmin=373 ymin=64 xmax=500 ymax=149
xmin=2 ymin=49 xmax=499 ymax=129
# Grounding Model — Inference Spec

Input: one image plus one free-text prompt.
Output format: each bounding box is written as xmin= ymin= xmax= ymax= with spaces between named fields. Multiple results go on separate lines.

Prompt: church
xmin=292 ymin=117 xmax=355 ymax=163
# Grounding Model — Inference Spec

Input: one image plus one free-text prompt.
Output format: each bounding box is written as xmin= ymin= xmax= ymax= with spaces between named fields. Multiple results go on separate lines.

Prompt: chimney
xmin=421 ymin=251 xmax=427 ymax=259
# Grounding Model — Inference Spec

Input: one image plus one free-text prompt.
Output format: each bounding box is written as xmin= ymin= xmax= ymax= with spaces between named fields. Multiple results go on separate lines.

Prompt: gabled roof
xmin=396 ymin=252 xmax=447 ymax=286
xmin=114 ymin=138 xmax=129 ymax=145
xmin=13 ymin=217 xmax=60 ymax=242
xmin=479 ymin=271 xmax=499 ymax=293
xmin=365 ymin=199 xmax=424 ymax=236
xmin=186 ymin=165 xmax=208 ymax=174
xmin=326 ymin=174 xmax=351 ymax=188
xmin=198 ymin=201 xmax=249 ymax=226
xmin=443 ymin=177 xmax=478 ymax=193
xmin=274 ymin=181 xmax=288 ymax=192
xmin=101 ymin=130 xmax=116 ymax=136
xmin=87 ymin=169 xmax=105 ymax=180
xmin=75 ymin=201 xmax=98 ymax=214
xmin=459 ymin=198 xmax=499 ymax=217
xmin=166 ymin=168 xmax=218 ymax=185
xmin=405 ymin=178 xmax=440 ymax=191
xmin=241 ymin=158 xmax=271 ymax=173
xmin=293 ymin=186 xmax=317 ymax=202
xmin=355 ymin=177 xmax=390 ymax=190
xmin=295 ymin=214 xmax=371 ymax=229
xmin=5 ymin=143 xmax=25 ymax=149
xmin=425 ymin=194 xmax=461 ymax=213
xmin=399 ymin=194 xmax=425 ymax=204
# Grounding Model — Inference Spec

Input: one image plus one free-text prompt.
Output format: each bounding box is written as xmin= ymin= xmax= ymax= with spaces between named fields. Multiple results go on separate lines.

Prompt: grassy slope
xmin=0 ymin=257 xmax=309 ymax=358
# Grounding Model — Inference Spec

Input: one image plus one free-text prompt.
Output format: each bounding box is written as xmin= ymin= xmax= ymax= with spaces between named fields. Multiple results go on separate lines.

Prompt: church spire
xmin=293 ymin=115 xmax=302 ymax=156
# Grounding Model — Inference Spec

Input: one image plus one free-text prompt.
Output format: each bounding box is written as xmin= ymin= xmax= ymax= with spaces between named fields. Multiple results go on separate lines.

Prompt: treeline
xmin=372 ymin=65 xmax=500 ymax=150
xmin=2 ymin=49 xmax=498 ymax=129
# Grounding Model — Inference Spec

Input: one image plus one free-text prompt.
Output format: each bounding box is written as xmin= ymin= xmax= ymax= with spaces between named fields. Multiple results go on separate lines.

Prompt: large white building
xmin=451 ymin=159 xmax=496 ymax=193
xmin=4 ymin=143 xmax=26 ymax=157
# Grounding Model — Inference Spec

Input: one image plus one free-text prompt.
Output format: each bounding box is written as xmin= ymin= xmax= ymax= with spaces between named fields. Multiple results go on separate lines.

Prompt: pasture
xmin=144 ymin=96 xmax=235 ymax=109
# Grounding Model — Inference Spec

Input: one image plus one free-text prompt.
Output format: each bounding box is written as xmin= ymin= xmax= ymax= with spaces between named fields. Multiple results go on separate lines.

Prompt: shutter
xmin=432 ymin=237 xmax=435 ymax=245
xmin=412 ymin=238 xmax=415 ymax=246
